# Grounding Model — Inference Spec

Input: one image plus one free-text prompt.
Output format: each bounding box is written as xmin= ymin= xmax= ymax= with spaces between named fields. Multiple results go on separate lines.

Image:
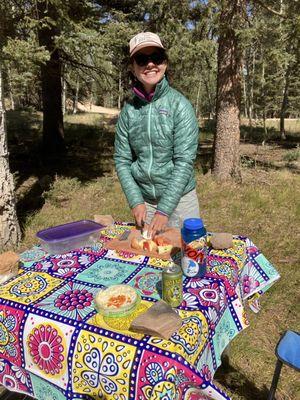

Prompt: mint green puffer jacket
xmin=114 ymin=77 xmax=199 ymax=217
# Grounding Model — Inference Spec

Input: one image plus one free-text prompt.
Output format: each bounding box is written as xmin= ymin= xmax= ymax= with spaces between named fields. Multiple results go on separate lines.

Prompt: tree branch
xmin=253 ymin=0 xmax=287 ymax=19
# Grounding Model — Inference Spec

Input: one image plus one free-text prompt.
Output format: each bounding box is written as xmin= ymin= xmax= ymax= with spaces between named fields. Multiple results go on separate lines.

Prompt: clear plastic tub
xmin=36 ymin=220 xmax=104 ymax=254
xmin=94 ymin=285 xmax=140 ymax=318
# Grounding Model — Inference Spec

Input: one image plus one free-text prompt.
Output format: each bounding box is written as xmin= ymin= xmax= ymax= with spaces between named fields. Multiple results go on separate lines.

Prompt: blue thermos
xmin=181 ymin=218 xmax=207 ymax=278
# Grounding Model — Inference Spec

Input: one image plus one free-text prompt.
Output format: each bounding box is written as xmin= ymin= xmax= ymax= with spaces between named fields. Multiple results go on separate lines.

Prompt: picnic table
xmin=0 ymin=222 xmax=280 ymax=400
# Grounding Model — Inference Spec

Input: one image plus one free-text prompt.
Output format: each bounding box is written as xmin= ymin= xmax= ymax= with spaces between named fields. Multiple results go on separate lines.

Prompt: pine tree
xmin=0 ymin=2 xmax=21 ymax=249
xmin=212 ymin=0 xmax=246 ymax=181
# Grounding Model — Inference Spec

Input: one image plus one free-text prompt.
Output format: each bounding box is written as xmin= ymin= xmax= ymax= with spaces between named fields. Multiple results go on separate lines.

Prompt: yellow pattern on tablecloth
xmin=72 ymin=329 xmax=136 ymax=400
xmin=208 ymin=239 xmax=246 ymax=271
xmin=0 ymin=271 xmax=62 ymax=305
xmin=147 ymin=257 xmax=172 ymax=268
xmin=148 ymin=310 xmax=209 ymax=365
xmin=88 ymin=300 xmax=152 ymax=339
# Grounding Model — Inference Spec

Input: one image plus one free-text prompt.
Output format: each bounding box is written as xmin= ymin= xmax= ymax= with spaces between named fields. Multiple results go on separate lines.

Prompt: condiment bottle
xmin=181 ymin=218 xmax=207 ymax=278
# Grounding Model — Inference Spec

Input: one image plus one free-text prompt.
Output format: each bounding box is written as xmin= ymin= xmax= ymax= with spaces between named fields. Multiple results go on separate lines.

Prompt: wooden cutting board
xmin=105 ymin=228 xmax=181 ymax=260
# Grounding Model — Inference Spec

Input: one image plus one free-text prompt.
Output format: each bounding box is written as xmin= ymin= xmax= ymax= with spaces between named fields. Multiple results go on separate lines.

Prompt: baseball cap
xmin=129 ymin=32 xmax=165 ymax=57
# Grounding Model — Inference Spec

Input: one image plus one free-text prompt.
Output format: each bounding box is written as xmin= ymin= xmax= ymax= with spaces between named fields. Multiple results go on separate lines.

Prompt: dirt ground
xmin=76 ymin=102 xmax=120 ymax=116
xmin=240 ymin=142 xmax=300 ymax=172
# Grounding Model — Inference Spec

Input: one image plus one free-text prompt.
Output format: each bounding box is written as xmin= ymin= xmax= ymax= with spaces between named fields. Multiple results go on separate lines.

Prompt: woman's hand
xmin=132 ymin=204 xmax=147 ymax=227
xmin=148 ymin=213 xmax=169 ymax=238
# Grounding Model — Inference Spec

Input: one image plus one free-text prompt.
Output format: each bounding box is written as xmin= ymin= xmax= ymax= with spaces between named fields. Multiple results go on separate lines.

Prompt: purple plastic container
xmin=36 ymin=220 xmax=104 ymax=254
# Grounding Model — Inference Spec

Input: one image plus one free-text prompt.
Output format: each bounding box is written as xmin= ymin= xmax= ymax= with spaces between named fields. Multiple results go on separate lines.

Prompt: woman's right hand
xmin=132 ymin=204 xmax=147 ymax=227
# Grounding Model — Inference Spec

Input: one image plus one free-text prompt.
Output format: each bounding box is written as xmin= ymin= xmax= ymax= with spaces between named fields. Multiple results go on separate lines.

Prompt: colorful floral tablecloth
xmin=0 ymin=223 xmax=280 ymax=400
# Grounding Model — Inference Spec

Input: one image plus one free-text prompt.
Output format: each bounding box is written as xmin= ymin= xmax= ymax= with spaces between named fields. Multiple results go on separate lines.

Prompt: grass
xmin=6 ymin=111 xmax=300 ymax=400
xmin=282 ymin=147 xmax=300 ymax=162
xmin=239 ymin=117 xmax=300 ymax=134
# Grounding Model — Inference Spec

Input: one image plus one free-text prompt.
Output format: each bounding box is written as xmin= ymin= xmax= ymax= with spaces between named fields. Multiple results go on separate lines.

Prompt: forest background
xmin=0 ymin=1 xmax=299 ymax=400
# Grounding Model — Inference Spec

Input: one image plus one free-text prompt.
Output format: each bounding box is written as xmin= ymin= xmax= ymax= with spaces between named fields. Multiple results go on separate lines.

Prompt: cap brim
xmin=130 ymin=42 xmax=164 ymax=57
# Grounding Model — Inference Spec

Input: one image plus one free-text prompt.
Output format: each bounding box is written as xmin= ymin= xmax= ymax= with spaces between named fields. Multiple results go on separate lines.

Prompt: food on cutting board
xmin=155 ymin=237 xmax=173 ymax=254
xmin=131 ymin=237 xmax=145 ymax=250
xmin=143 ymin=239 xmax=158 ymax=252
xmin=130 ymin=235 xmax=173 ymax=254
xmin=142 ymin=229 xmax=152 ymax=240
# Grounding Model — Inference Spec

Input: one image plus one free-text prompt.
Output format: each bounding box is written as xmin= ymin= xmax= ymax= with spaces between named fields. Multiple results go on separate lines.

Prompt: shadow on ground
xmin=7 ymin=111 xmax=299 ymax=235
xmin=7 ymin=110 xmax=115 ymax=233
xmin=215 ymin=362 xmax=270 ymax=400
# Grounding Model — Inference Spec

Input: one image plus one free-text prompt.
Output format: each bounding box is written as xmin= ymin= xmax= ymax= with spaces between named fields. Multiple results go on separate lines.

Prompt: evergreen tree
xmin=213 ymin=0 xmax=246 ymax=180
xmin=0 ymin=2 xmax=21 ymax=248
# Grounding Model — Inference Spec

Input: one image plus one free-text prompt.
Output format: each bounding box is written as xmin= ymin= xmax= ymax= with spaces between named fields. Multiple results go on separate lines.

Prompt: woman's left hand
xmin=148 ymin=213 xmax=169 ymax=238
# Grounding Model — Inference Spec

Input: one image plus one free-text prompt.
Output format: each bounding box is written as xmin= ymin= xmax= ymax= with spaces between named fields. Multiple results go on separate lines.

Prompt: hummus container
xmin=94 ymin=285 xmax=140 ymax=318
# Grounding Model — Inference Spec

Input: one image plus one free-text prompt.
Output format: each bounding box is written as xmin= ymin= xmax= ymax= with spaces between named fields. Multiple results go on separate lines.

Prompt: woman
xmin=114 ymin=32 xmax=200 ymax=237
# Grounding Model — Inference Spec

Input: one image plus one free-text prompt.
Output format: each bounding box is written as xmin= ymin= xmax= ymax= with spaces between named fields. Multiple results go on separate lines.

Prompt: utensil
xmin=118 ymin=229 xmax=131 ymax=241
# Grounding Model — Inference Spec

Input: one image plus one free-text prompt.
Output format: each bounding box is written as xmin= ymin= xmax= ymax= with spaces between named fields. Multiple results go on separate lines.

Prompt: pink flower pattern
xmin=28 ymin=324 xmax=64 ymax=375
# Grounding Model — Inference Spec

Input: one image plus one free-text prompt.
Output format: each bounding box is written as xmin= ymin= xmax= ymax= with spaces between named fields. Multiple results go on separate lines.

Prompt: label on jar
xmin=181 ymin=242 xmax=206 ymax=278
xmin=182 ymin=256 xmax=199 ymax=277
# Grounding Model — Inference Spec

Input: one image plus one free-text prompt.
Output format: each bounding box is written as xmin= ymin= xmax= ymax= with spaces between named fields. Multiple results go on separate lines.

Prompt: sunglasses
xmin=133 ymin=51 xmax=167 ymax=67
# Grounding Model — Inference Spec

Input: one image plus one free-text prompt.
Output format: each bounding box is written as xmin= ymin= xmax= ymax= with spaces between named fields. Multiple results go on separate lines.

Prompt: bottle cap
xmin=183 ymin=218 xmax=204 ymax=231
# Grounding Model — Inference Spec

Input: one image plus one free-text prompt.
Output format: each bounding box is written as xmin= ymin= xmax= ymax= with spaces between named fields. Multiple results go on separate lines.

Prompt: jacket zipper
xmin=147 ymin=103 xmax=156 ymax=198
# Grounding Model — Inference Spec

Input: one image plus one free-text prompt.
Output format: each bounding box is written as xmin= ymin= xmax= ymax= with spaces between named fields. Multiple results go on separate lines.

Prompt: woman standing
xmin=114 ymin=32 xmax=200 ymax=237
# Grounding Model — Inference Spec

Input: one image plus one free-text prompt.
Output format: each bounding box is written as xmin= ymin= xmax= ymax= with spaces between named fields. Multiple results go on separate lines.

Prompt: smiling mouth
xmin=144 ymin=71 xmax=158 ymax=76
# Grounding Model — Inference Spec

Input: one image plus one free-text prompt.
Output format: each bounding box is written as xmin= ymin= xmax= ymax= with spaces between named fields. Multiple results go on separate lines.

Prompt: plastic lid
xmin=36 ymin=220 xmax=104 ymax=243
xmin=183 ymin=218 xmax=204 ymax=231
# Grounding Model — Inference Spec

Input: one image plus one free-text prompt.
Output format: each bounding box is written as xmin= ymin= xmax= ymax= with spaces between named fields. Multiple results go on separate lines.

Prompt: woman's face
xmin=132 ymin=46 xmax=167 ymax=93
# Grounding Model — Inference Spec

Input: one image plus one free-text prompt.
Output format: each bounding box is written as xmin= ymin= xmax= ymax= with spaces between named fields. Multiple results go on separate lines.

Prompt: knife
xmin=118 ymin=229 xmax=131 ymax=241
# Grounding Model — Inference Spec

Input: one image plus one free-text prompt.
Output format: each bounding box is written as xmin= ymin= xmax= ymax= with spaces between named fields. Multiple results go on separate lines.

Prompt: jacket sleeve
xmin=157 ymin=98 xmax=199 ymax=216
xmin=114 ymin=105 xmax=145 ymax=209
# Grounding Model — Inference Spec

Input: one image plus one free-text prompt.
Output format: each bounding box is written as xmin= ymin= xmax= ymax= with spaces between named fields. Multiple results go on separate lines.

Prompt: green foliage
xmin=240 ymin=0 xmax=300 ymax=120
xmin=0 ymin=0 xmax=299 ymax=118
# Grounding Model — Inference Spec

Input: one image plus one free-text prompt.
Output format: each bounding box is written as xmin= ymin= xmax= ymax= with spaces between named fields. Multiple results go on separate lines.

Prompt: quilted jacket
xmin=114 ymin=77 xmax=199 ymax=217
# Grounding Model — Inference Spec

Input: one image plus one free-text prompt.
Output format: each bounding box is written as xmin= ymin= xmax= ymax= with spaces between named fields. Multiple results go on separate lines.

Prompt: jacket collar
xmin=133 ymin=76 xmax=170 ymax=103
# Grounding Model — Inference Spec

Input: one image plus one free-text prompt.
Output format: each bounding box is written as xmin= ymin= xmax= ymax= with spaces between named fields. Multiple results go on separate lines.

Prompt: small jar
xmin=181 ymin=218 xmax=207 ymax=278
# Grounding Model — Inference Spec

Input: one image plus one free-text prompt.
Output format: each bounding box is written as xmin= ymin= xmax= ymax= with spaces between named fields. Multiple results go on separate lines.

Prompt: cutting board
xmin=105 ymin=228 xmax=181 ymax=260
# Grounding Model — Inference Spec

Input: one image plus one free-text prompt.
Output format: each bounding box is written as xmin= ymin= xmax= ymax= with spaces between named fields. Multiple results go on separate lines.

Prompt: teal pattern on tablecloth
xmin=75 ymin=258 xmax=138 ymax=286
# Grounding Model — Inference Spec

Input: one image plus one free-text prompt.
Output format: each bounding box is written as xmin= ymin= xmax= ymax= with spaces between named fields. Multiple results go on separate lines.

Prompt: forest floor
xmin=3 ymin=110 xmax=300 ymax=400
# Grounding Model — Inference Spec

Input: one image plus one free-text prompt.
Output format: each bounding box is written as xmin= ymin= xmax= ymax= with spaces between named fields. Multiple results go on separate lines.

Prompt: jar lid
xmin=183 ymin=218 xmax=204 ymax=231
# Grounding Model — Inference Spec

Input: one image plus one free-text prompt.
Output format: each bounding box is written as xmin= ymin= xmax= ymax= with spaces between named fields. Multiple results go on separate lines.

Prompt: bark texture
xmin=213 ymin=0 xmax=245 ymax=181
xmin=38 ymin=2 xmax=65 ymax=155
xmin=0 ymin=67 xmax=20 ymax=250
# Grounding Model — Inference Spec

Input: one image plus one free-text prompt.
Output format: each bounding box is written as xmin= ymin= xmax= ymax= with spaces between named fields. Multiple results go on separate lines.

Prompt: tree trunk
xmin=37 ymin=2 xmax=65 ymax=155
xmin=213 ymin=0 xmax=245 ymax=181
xmin=280 ymin=64 xmax=291 ymax=141
xmin=7 ymin=67 xmax=15 ymax=110
xmin=118 ymin=71 xmax=122 ymax=109
xmin=261 ymin=60 xmax=268 ymax=144
xmin=62 ymin=69 xmax=66 ymax=116
xmin=242 ymin=60 xmax=248 ymax=119
xmin=195 ymin=80 xmax=201 ymax=118
xmin=0 ymin=66 xmax=20 ymax=250
xmin=248 ymin=48 xmax=256 ymax=128
xmin=73 ymin=77 xmax=79 ymax=114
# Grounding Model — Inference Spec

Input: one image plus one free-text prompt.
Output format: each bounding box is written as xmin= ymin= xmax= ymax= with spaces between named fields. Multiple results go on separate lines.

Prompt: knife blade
xmin=118 ymin=229 xmax=131 ymax=241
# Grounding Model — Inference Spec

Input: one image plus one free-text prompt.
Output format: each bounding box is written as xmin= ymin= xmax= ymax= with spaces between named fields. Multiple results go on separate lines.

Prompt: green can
xmin=162 ymin=263 xmax=183 ymax=307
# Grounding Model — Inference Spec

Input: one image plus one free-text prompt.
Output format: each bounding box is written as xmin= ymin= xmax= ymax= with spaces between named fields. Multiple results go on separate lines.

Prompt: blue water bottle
xmin=181 ymin=218 xmax=207 ymax=278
